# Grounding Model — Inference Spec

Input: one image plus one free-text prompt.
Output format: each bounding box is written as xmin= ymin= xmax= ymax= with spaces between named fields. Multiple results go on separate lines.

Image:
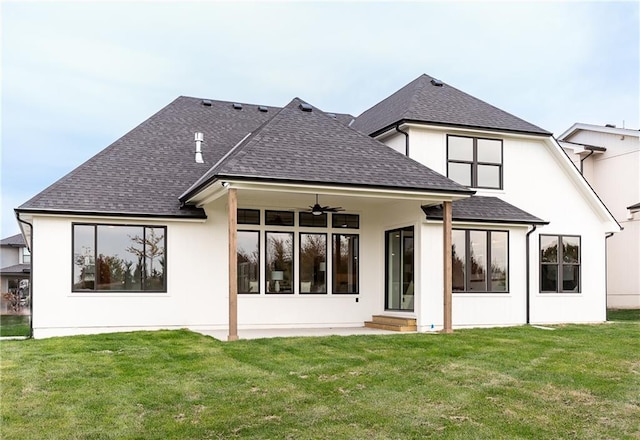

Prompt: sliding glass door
xmin=385 ymin=227 xmax=414 ymax=311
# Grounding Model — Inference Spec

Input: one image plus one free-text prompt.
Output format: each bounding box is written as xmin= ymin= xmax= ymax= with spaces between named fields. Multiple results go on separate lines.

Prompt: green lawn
xmin=1 ymin=320 xmax=639 ymax=439
xmin=0 ymin=315 xmax=30 ymax=337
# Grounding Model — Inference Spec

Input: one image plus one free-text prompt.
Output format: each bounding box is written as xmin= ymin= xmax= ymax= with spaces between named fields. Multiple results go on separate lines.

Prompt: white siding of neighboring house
xmin=563 ymin=128 xmax=640 ymax=308
xmin=1 ymin=245 xmax=21 ymax=294
xmin=378 ymin=124 xmax=617 ymax=325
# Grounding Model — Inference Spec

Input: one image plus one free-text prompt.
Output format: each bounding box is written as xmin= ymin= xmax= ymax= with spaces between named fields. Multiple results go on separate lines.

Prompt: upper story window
xmin=447 ymin=135 xmax=503 ymax=189
xmin=72 ymin=224 xmax=167 ymax=292
xmin=22 ymin=247 xmax=31 ymax=264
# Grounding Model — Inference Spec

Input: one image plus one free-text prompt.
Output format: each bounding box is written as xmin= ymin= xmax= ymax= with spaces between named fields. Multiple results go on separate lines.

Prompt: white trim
xmin=188 ymin=180 xmax=472 ymax=207
xmin=558 ymin=122 xmax=640 ymax=141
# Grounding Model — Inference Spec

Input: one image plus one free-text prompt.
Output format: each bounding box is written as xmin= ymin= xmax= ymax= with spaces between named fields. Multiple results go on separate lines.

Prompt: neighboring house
xmin=0 ymin=233 xmax=31 ymax=314
xmin=15 ymin=74 xmax=619 ymax=339
xmin=559 ymin=123 xmax=640 ymax=308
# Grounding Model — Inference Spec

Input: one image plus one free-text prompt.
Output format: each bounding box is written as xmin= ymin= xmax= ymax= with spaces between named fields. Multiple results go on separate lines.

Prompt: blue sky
xmin=2 ymin=1 xmax=638 ymax=237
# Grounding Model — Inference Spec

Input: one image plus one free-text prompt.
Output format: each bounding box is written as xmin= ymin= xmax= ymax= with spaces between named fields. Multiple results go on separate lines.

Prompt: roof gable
xmin=352 ymin=74 xmax=551 ymax=136
xmin=181 ymin=98 xmax=472 ymax=202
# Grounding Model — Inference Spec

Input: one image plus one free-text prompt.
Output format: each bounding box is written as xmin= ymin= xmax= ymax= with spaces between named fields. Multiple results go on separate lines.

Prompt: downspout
xmin=525 ymin=225 xmax=537 ymax=325
xmin=605 ymin=232 xmax=614 ymax=316
xmin=580 ymin=149 xmax=595 ymax=174
xmin=395 ymin=124 xmax=409 ymax=156
xmin=15 ymin=212 xmax=33 ymax=339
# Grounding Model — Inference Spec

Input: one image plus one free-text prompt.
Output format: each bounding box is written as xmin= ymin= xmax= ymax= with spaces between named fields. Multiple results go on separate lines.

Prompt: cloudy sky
xmin=2 ymin=1 xmax=638 ymax=237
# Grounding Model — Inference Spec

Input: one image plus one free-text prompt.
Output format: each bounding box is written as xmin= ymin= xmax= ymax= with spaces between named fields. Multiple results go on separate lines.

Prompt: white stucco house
xmin=559 ymin=123 xmax=639 ymax=308
xmin=15 ymin=74 xmax=620 ymax=339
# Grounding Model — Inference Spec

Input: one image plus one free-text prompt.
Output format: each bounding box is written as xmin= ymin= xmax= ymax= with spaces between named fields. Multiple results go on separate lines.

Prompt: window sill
xmin=69 ymin=292 xmax=169 ymax=297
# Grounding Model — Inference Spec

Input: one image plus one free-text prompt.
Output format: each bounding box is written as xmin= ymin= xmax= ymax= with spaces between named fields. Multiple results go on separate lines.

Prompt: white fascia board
xmin=558 ymin=123 xmax=640 ymax=141
xmin=21 ymin=211 xmax=206 ymax=224
xmin=424 ymin=219 xmax=533 ymax=229
xmin=546 ymin=137 xmax=621 ymax=232
xmin=212 ymin=180 xmax=470 ymax=203
xmin=383 ymin=122 xmax=550 ymax=141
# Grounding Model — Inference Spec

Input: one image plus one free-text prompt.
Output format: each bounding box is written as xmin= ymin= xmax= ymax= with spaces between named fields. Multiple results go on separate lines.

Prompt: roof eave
xmin=369 ymin=119 xmax=552 ymax=139
xmin=14 ymin=207 xmax=207 ymax=220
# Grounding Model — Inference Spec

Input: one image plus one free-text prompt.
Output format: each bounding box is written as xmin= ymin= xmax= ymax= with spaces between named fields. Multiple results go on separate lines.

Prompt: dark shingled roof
xmin=0 ymin=263 xmax=30 ymax=275
xmin=0 ymin=234 xmax=26 ymax=247
xmin=18 ymin=97 xmax=277 ymax=218
xmin=181 ymin=98 xmax=473 ymax=201
xmin=422 ymin=196 xmax=547 ymax=225
xmin=352 ymin=74 xmax=551 ymax=137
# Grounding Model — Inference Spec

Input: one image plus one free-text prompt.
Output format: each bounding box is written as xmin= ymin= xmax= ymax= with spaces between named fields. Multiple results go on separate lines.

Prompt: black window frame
xmin=447 ymin=135 xmax=503 ymax=189
xmin=332 ymin=213 xmax=360 ymax=229
xmin=452 ymin=229 xmax=509 ymax=293
xmin=71 ymin=223 xmax=167 ymax=293
xmin=299 ymin=211 xmax=328 ymax=228
xmin=265 ymin=230 xmax=294 ymax=294
xmin=237 ymin=209 xmax=261 ymax=225
xmin=237 ymin=229 xmax=261 ymax=294
xmin=539 ymin=235 xmax=581 ymax=293
xmin=299 ymin=232 xmax=328 ymax=294
xmin=265 ymin=210 xmax=295 ymax=226
xmin=332 ymin=233 xmax=359 ymax=295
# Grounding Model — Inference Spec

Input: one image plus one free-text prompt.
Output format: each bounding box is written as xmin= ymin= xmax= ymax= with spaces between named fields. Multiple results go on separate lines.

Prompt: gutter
xmin=395 ymin=124 xmax=409 ymax=156
xmin=580 ymin=149 xmax=595 ymax=174
xmin=605 ymin=232 xmax=614 ymax=314
xmin=525 ymin=224 xmax=537 ymax=325
xmin=15 ymin=212 xmax=33 ymax=339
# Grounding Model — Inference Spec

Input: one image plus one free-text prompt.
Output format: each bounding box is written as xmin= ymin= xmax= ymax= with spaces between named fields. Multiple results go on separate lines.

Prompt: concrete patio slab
xmin=194 ymin=326 xmax=409 ymax=341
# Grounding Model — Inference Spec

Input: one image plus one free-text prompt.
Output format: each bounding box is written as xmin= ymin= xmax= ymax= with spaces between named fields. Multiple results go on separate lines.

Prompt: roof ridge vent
xmin=232 ymin=103 xmax=243 ymax=110
xmin=430 ymin=79 xmax=444 ymax=87
xmin=258 ymin=106 xmax=268 ymax=112
xmin=299 ymin=103 xmax=313 ymax=112
xmin=201 ymin=99 xmax=212 ymax=106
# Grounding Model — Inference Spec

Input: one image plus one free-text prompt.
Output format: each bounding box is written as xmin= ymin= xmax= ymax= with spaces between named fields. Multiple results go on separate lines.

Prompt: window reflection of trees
xmin=73 ymin=226 xmax=165 ymax=291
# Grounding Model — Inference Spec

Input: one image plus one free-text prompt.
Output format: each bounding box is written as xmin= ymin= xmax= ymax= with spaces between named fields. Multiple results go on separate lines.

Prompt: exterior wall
xmin=29 ymin=194 xmax=431 ymax=338
xmin=0 ymin=245 xmax=20 ymax=268
xmin=420 ymin=222 xmax=529 ymax=330
xmin=30 ymin=214 xmax=218 ymax=338
xmin=563 ymin=129 xmax=640 ymax=308
xmin=376 ymin=124 xmax=615 ymax=325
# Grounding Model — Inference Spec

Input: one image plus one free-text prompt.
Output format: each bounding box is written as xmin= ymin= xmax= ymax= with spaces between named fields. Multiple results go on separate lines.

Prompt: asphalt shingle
xmin=0 ymin=234 xmax=26 ymax=247
xmin=181 ymin=98 xmax=472 ymax=202
xmin=18 ymin=98 xmax=277 ymax=218
xmin=352 ymin=74 xmax=551 ymax=137
xmin=422 ymin=196 xmax=547 ymax=224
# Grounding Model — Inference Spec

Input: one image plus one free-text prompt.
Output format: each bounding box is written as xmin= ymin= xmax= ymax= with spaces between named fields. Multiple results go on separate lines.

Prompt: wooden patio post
xmin=228 ymin=188 xmax=239 ymax=341
xmin=442 ymin=201 xmax=453 ymax=334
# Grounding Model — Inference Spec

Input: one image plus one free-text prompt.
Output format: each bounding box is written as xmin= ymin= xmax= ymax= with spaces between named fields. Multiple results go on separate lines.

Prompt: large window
xmin=266 ymin=232 xmax=294 ymax=293
xmin=237 ymin=208 xmax=359 ymax=295
xmin=447 ymin=135 xmax=503 ymax=189
xmin=238 ymin=231 xmax=260 ymax=294
xmin=299 ymin=233 xmax=327 ymax=294
xmin=333 ymin=234 xmax=359 ymax=294
xmin=540 ymin=235 xmax=580 ymax=293
xmin=452 ymin=229 xmax=508 ymax=292
xmin=73 ymin=224 xmax=166 ymax=292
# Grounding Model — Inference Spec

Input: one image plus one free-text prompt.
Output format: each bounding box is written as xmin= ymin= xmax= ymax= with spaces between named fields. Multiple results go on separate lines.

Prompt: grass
xmin=1 ymin=320 xmax=639 ymax=439
xmin=0 ymin=315 xmax=30 ymax=337
xmin=608 ymin=308 xmax=640 ymax=322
